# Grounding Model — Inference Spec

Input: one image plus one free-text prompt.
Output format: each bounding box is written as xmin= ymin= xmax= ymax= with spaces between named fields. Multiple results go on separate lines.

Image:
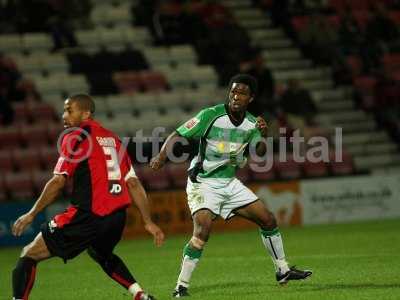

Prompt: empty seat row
xmin=0 ymin=146 xmax=58 ymax=173
xmin=0 ymin=123 xmax=63 ymax=149
xmin=0 ymin=150 xmax=354 ymax=201
xmin=31 ymin=74 xmax=90 ymax=97
xmin=76 ymin=27 xmax=152 ymax=51
xmin=11 ymin=53 xmax=69 ymax=75
xmin=144 ymin=45 xmax=198 ymax=67
xmin=12 ymin=101 xmax=58 ymax=124
xmin=0 ymin=33 xmax=53 ymax=54
xmin=0 ymin=169 xmax=58 ymax=201
xmin=136 ymin=151 xmax=355 ymax=191
xmin=156 ymin=65 xmax=219 ymax=89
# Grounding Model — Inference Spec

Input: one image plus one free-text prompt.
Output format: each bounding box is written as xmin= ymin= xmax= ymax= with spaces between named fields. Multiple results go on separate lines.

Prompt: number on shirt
xmin=102 ymin=146 xmax=122 ymax=194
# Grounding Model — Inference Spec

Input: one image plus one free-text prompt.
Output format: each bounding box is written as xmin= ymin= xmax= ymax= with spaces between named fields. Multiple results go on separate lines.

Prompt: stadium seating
xmin=165 ymin=162 xmax=190 ymax=188
xmin=39 ymin=146 xmax=59 ymax=171
xmin=302 ymin=159 xmax=329 ymax=177
xmin=0 ymin=149 xmax=14 ymax=172
xmin=20 ymin=123 xmax=49 ymax=147
xmin=274 ymin=154 xmax=302 ymax=179
xmin=4 ymin=172 xmax=35 ymax=200
xmin=329 ymin=151 xmax=354 ymax=175
xmin=31 ymin=170 xmax=51 ymax=194
xmin=12 ymin=148 xmax=42 ymax=172
xmin=136 ymin=164 xmax=170 ymax=190
xmin=2 ymin=0 xmax=400 ymax=200
xmin=0 ymin=127 xmax=22 ymax=149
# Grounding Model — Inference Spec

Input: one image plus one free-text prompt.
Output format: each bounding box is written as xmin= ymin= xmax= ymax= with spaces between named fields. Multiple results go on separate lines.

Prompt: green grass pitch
xmin=1 ymin=219 xmax=400 ymax=300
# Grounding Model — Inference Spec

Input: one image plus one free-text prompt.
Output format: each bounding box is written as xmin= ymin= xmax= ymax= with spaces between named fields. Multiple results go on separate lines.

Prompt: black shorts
xmin=41 ymin=206 xmax=126 ymax=262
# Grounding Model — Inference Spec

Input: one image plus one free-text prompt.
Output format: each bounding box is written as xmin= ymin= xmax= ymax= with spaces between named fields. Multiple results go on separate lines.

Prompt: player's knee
xmin=261 ymin=211 xmax=277 ymax=230
xmin=194 ymin=221 xmax=212 ymax=241
xmin=189 ymin=236 xmax=206 ymax=250
xmin=21 ymin=244 xmax=40 ymax=261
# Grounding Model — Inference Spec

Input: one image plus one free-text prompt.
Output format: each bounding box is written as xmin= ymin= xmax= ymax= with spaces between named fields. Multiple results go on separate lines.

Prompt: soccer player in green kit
xmin=150 ymin=74 xmax=312 ymax=297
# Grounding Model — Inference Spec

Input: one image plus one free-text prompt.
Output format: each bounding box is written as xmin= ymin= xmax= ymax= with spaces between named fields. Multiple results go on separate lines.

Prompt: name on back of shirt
xmin=96 ymin=137 xmax=116 ymax=147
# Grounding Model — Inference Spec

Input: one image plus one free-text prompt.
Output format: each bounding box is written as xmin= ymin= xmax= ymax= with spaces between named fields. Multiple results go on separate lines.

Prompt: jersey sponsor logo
xmin=185 ymin=117 xmax=199 ymax=129
xmin=109 ymin=182 xmax=122 ymax=195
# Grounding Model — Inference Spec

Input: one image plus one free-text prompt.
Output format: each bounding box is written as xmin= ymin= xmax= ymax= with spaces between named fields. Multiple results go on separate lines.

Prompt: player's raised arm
xmin=126 ymin=175 xmax=165 ymax=247
xmin=12 ymin=174 xmax=66 ymax=237
xmin=149 ymin=130 xmax=181 ymax=170
xmin=255 ymin=116 xmax=268 ymax=156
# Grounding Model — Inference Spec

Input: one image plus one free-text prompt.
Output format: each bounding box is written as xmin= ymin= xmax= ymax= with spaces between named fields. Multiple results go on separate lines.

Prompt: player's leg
xmin=87 ymin=209 xmax=154 ymax=300
xmin=234 ymin=200 xmax=312 ymax=284
xmin=174 ymin=209 xmax=215 ymax=297
xmin=12 ymin=233 xmax=52 ymax=300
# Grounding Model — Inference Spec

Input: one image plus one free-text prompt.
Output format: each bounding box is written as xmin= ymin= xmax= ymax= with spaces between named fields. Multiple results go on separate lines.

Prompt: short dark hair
xmin=69 ymin=94 xmax=95 ymax=113
xmin=229 ymin=74 xmax=258 ymax=96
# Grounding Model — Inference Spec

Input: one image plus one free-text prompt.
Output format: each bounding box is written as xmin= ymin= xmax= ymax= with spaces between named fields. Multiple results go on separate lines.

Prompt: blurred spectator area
xmin=2 ymin=0 xmax=400 ymax=202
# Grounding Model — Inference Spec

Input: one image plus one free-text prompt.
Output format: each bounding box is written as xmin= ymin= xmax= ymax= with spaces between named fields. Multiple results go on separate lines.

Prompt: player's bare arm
xmin=255 ymin=116 xmax=268 ymax=156
xmin=126 ymin=177 xmax=165 ymax=247
xmin=150 ymin=130 xmax=181 ymax=170
xmin=12 ymin=174 xmax=66 ymax=237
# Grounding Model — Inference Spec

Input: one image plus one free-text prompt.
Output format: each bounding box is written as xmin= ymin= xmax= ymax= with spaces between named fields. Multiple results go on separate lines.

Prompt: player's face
xmin=62 ymin=99 xmax=86 ymax=128
xmin=228 ymin=83 xmax=253 ymax=113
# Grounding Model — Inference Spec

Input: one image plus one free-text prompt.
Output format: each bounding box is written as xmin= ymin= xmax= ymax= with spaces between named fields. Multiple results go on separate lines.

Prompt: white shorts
xmin=186 ymin=177 xmax=259 ymax=220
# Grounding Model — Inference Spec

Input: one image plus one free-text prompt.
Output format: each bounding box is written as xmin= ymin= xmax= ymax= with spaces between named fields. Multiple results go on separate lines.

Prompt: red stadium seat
xmin=348 ymin=0 xmax=370 ymax=11
xmin=383 ymin=53 xmax=400 ymax=73
xmin=329 ymin=150 xmax=354 ymax=175
xmin=353 ymin=11 xmax=370 ymax=29
xmin=140 ymin=71 xmax=168 ymax=92
xmin=20 ymin=123 xmax=49 ymax=147
xmin=47 ymin=122 xmax=64 ymax=145
xmin=327 ymin=15 xmax=341 ymax=29
xmin=389 ymin=11 xmax=400 ymax=25
xmin=113 ymin=71 xmax=143 ymax=94
xmin=32 ymin=170 xmax=51 ymax=193
xmin=303 ymin=159 xmax=329 ymax=177
xmin=12 ymin=147 xmax=42 ymax=171
xmin=274 ymin=154 xmax=302 ymax=179
xmin=0 ymin=126 xmax=22 ymax=149
xmin=354 ymin=76 xmax=377 ymax=92
xmin=329 ymin=0 xmax=346 ymax=13
xmin=13 ymin=102 xmax=31 ymax=124
xmin=137 ymin=164 xmax=170 ymax=190
xmin=346 ymin=55 xmax=363 ymax=78
xmin=165 ymin=162 xmax=189 ymax=188
xmin=29 ymin=102 xmax=57 ymax=122
xmin=0 ymin=149 xmax=14 ymax=172
xmin=39 ymin=146 xmax=59 ymax=170
xmin=4 ymin=171 xmax=35 ymax=200
xmin=0 ymin=177 xmax=6 ymax=202
xmin=291 ymin=16 xmax=309 ymax=33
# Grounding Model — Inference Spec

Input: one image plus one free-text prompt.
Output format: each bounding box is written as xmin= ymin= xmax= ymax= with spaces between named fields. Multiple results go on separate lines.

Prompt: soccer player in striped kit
xmin=150 ymin=74 xmax=312 ymax=297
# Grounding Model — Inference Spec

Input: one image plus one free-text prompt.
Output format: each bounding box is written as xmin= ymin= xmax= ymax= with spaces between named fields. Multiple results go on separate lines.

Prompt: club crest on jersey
xmin=185 ymin=117 xmax=199 ymax=129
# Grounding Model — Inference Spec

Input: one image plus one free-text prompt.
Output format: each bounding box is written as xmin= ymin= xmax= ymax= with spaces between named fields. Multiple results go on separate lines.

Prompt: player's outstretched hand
xmin=256 ymin=116 xmax=268 ymax=137
xmin=149 ymin=154 xmax=166 ymax=171
xmin=12 ymin=212 xmax=34 ymax=237
xmin=144 ymin=222 xmax=165 ymax=247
